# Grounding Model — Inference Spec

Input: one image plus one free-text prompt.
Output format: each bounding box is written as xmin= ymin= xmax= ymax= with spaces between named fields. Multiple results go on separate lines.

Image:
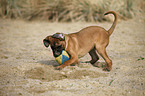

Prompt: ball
xmin=55 ymin=50 xmax=70 ymax=65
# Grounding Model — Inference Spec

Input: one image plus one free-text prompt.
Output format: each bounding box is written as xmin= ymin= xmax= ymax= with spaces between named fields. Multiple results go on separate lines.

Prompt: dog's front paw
xmin=55 ymin=66 xmax=63 ymax=70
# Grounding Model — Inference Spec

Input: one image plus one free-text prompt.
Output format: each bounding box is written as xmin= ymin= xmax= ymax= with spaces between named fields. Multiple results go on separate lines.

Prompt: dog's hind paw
xmin=103 ymin=67 xmax=111 ymax=72
xmin=55 ymin=66 xmax=63 ymax=70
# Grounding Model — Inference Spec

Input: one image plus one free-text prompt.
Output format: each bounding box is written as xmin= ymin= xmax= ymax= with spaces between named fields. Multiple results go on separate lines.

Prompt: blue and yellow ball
xmin=55 ymin=50 xmax=70 ymax=65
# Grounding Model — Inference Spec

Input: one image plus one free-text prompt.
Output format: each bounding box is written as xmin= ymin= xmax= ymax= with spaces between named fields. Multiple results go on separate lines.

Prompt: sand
xmin=0 ymin=17 xmax=145 ymax=96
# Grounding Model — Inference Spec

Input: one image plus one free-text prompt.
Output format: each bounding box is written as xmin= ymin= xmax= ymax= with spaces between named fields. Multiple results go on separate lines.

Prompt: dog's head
xmin=43 ymin=33 xmax=65 ymax=57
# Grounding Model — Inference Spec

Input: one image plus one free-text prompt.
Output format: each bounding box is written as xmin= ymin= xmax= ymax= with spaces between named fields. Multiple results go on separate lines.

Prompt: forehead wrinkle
xmin=50 ymin=38 xmax=58 ymax=45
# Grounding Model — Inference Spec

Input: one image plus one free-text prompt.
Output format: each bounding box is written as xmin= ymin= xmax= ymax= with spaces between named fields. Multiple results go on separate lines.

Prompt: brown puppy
xmin=43 ymin=11 xmax=118 ymax=71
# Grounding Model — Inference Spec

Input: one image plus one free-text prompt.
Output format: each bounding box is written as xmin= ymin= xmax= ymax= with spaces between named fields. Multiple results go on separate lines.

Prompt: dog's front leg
xmin=55 ymin=55 xmax=78 ymax=70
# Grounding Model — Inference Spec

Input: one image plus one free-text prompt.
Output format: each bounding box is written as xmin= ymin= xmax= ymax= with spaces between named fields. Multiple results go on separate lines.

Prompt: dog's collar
xmin=52 ymin=33 xmax=65 ymax=41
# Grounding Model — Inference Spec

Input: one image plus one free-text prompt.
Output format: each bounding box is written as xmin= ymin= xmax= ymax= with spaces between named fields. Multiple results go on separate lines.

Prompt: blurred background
xmin=0 ymin=0 xmax=145 ymax=22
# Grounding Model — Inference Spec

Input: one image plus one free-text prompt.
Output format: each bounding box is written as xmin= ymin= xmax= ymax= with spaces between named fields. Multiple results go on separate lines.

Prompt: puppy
xmin=43 ymin=11 xmax=118 ymax=71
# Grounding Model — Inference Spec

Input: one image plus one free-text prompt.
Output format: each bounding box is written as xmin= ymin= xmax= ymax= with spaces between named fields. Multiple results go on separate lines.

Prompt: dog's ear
xmin=43 ymin=39 xmax=50 ymax=47
xmin=43 ymin=36 xmax=51 ymax=47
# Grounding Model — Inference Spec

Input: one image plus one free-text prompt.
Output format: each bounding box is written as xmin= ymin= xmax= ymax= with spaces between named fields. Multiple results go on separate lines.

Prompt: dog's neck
xmin=64 ymin=35 xmax=69 ymax=50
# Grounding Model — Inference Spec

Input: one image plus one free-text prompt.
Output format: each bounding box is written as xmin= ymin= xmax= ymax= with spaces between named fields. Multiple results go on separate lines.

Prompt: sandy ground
xmin=0 ymin=17 xmax=145 ymax=96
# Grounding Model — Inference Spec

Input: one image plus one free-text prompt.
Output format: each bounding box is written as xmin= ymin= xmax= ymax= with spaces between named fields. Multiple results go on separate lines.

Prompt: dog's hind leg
xmin=96 ymin=46 xmax=112 ymax=71
xmin=89 ymin=47 xmax=99 ymax=64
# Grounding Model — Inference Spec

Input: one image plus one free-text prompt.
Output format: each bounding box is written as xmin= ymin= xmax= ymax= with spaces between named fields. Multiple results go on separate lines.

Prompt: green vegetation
xmin=0 ymin=0 xmax=144 ymax=22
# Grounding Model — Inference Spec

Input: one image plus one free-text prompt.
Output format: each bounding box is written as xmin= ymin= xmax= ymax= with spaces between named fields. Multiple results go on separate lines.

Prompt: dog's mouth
xmin=53 ymin=51 xmax=62 ymax=57
xmin=51 ymin=45 xmax=65 ymax=57
xmin=51 ymin=48 xmax=63 ymax=57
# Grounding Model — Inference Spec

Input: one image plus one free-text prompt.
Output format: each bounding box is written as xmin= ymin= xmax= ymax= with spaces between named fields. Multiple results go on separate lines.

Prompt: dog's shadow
xmin=37 ymin=60 xmax=59 ymax=67
xmin=92 ymin=62 xmax=106 ymax=69
xmin=80 ymin=61 xmax=106 ymax=69
xmin=38 ymin=60 xmax=106 ymax=69
xmin=38 ymin=60 xmax=77 ymax=67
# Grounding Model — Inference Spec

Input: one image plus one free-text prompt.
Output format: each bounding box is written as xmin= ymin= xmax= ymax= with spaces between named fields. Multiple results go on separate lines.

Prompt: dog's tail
xmin=104 ymin=11 xmax=118 ymax=36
